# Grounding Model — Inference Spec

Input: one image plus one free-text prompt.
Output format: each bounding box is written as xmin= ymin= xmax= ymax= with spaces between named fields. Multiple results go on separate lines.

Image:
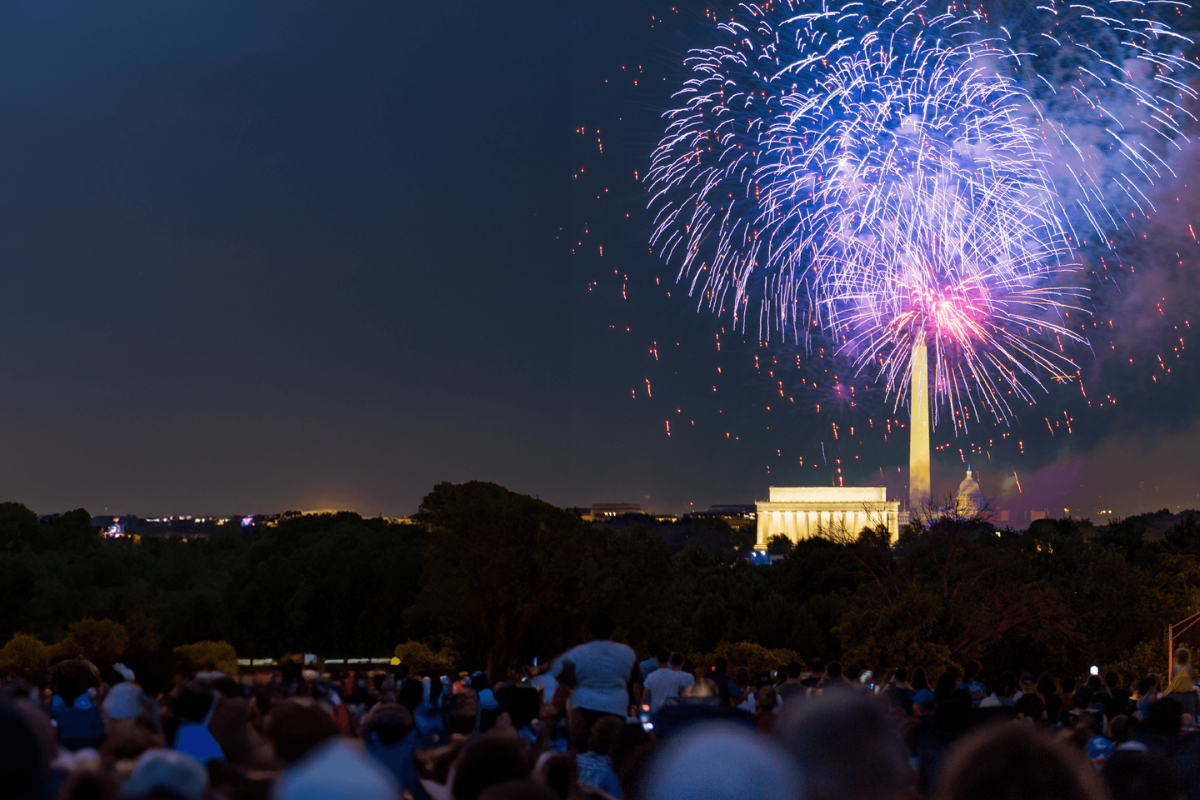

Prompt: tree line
xmin=1 ymin=482 xmax=1198 ymax=687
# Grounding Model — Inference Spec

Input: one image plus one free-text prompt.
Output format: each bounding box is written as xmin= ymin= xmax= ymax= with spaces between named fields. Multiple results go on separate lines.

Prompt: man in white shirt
xmin=642 ymin=653 xmax=695 ymax=713
xmin=549 ymin=613 xmax=638 ymax=721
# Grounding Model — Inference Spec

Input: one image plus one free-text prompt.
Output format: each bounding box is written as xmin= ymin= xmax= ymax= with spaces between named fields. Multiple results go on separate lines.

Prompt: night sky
xmin=1 ymin=1 xmax=1196 ymax=519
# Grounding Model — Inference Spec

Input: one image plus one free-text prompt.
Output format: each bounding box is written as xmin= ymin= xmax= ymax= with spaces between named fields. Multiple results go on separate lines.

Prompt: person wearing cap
xmin=912 ymin=689 xmax=937 ymax=721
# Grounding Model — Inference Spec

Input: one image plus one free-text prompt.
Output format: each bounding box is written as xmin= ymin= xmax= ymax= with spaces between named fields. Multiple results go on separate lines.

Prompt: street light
xmin=1168 ymin=610 xmax=1200 ymax=679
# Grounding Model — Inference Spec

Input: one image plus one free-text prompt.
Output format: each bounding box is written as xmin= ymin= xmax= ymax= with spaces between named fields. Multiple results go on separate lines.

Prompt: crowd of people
xmin=3 ymin=614 xmax=1200 ymax=800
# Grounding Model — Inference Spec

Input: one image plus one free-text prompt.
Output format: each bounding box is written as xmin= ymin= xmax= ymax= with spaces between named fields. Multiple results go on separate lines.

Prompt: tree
xmin=394 ymin=639 xmax=459 ymax=673
xmin=174 ymin=640 xmax=239 ymax=675
xmin=1094 ymin=517 xmax=1148 ymax=562
xmin=766 ymin=534 xmax=793 ymax=555
xmin=1107 ymin=639 xmax=1165 ymax=686
xmin=690 ymin=641 xmax=806 ymax=674
xmin=0 ymin=503 xmax=41 ymax=552
xmin=54 ymin=618 xmax=129 ymax=664
xmin=834 ymin=585 xmax=955 ymax=675
xmin=1165 ymin=514 xmax=1200 ymax=556
xmin=817 ymin=497 xmax=1078 ymax=668
xmin=415 ymin=481 xmax=670 ymax=679
xmin=220 ymin=513 xmax=427 ymax=656
xmin=0 ymin=633 xmax=51 ymax=682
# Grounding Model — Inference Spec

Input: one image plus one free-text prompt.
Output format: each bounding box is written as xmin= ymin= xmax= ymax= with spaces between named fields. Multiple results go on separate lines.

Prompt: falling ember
xmin=1014 ymin=472 xmax=1022 ymax=493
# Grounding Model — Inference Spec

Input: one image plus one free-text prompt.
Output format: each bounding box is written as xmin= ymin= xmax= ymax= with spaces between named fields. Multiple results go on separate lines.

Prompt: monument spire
xmin=909 ymin=340 xmax=931 ymax=511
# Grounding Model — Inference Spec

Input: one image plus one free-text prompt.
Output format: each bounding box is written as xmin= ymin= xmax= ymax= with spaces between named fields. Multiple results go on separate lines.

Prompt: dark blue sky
xmin=0 ymin=1 xmax=1195 ymax=518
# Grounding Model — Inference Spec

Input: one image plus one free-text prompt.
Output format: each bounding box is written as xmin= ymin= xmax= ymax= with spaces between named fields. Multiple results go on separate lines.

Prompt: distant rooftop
xmin=703 ymin=504 xmax=755 ymax=513
xmin=766 ymin=486 xmax=888 ymax=503
xmin=592 ymin=503 xmax=642 ymax=517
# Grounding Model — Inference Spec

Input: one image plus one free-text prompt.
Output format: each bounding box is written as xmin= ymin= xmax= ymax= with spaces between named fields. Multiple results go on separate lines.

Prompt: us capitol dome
xmin=956 ymin=467 xmax=983 ymax=517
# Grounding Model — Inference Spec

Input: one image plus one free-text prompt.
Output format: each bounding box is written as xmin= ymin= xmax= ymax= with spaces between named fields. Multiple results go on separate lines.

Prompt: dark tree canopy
xmin=0 ymin=489 xmax=1197 ymax=689
xmin=414 ymin=481 xmax=671 ymax=676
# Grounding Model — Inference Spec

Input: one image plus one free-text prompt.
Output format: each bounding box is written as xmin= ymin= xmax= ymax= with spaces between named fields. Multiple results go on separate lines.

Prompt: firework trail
xmin=646 ymin=0 xmax=1195 ymax=428
xmin=979 ymin=0 xmax=1198 ymax=237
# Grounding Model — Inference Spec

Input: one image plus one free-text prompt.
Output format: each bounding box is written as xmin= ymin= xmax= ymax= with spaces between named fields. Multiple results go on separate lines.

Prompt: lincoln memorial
xmin=754 ymin=486 xmax=901 ymax=548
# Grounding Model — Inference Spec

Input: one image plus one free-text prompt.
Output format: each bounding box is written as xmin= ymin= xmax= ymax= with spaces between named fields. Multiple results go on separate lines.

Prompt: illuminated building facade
xmin=754 ymin=486 xmax=901 ymax=549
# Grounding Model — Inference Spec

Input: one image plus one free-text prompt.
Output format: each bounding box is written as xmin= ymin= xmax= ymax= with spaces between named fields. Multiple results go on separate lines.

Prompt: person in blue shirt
xmin=576 ymin=716 xmax=624 ymax=798
xmin=959 ymin=661 xmax=986 ymax=707
xmin=709 ymin=657 xmax=746 ymax=708
xmin=397 ymin=676 xmax=444 ymax=747
xmin=360 ymin=703 xmax=420 ymax=795
xmin=48 ymin=660 xmax=105 ymax=752
xmin=171 ymin=683 xmax=225 ymax=766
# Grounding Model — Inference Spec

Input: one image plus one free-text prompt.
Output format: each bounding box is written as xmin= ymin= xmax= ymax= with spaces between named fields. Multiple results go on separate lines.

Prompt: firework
xmin=647 ymin=0 xmax=1194 ymax=428
xmin=981 ymin=0 xmax=1198 ymax=237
